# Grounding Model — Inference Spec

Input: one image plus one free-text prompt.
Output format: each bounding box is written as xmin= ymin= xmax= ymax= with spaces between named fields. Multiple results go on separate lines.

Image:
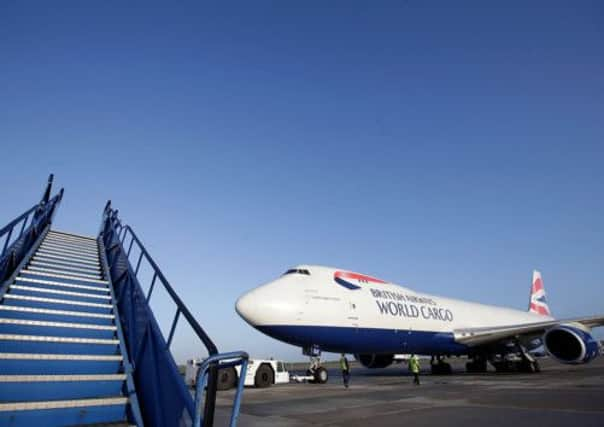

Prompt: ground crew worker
xmin=340 ymin=353 xmax=350 ymax=388
xmin=408 ymin=354 xmax=420 ymax=385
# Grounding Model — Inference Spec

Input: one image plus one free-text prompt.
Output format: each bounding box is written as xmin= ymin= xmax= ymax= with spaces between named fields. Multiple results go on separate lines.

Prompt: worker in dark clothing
xmin=408 ymin=354 xmax=420 ymax=385
xmin=340 ymin=353 xmax=350 ymax=388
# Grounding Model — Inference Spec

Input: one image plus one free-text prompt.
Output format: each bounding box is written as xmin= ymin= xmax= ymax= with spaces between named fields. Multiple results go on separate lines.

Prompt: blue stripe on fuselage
xmin=334 ymin=277 xmax=361 ymax=290
xmin=256 ymin=324 xmax=468 ymax=355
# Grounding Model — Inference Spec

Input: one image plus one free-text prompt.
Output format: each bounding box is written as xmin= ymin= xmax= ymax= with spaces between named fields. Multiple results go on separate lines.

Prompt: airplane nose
xmin=236 ymin=280 xmax=298 ymax=326
xmin=235 ymin=291 xmax=257 ymax=324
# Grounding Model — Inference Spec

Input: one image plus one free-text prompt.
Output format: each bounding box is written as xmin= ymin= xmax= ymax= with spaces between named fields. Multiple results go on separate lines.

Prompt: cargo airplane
xmin=236 ymin=266 xmax=603 ymax=383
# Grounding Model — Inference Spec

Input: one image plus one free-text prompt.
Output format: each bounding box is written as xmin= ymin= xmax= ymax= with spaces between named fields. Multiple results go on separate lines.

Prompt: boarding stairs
xmin=0 ymin=176 xmax=248 ymax=427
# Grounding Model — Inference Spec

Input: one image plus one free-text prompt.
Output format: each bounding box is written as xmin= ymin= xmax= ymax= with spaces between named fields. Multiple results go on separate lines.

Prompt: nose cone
xmin=235 ymin=290 xmax=259 ymax=325
xmin=236 ymin=279 xmax=299 ymax=327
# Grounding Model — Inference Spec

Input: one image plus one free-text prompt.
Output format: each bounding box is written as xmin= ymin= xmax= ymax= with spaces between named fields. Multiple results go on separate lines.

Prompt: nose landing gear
xmin=304 ymin=346 xmax=329 ymax=384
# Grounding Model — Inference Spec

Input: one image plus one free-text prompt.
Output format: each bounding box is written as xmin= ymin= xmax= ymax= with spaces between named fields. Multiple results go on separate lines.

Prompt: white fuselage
xmin=236 ymin=265 xmax=552 ymax=355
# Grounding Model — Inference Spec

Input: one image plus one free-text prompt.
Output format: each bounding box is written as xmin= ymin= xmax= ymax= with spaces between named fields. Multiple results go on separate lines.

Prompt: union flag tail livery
xmin=529 ymin=270 xmax=551 ymax=316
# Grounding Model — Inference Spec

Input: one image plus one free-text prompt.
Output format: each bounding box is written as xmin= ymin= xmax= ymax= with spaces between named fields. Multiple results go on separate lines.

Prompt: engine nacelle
xmin=543 ymin=324 xmax=599 ymax=364
xmin=355 ymin=354 xmax=394 ymax=369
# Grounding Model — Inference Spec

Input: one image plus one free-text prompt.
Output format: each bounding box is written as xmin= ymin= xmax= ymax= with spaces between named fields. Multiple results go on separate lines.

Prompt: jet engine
xmin=355 ymin=354 xmax=394 ymax=369
xmin=543 ymin=324 xmax=599 ymax=364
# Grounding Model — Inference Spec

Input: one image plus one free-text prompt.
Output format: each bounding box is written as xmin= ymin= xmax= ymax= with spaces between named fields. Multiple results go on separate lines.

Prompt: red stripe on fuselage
xmin=334 ymin=271 xmax=387 ymax=284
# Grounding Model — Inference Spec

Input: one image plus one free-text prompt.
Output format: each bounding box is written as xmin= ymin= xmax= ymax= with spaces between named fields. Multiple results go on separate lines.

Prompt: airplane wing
xmin=453 ymin=315 xmax=604 ymax=346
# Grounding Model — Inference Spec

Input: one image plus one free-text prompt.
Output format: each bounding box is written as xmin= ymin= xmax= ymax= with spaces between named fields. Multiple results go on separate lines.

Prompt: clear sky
xmin=1 ymin=2 xmax=602 ymax=362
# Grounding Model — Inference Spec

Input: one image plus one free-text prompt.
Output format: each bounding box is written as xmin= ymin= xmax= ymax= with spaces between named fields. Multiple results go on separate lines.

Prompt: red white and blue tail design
xmin=529 ymin=270 xmax=551 ymax=316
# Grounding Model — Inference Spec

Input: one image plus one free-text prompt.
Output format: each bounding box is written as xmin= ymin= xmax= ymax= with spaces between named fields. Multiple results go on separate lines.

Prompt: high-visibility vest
xmin=340 ymin=357 xmax=349 ymax=371
xmin=408 ymin=356 xmax=420 ymax=373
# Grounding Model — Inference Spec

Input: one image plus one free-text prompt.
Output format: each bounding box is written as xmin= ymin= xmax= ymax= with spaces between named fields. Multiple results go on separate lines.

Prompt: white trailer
xmin=186 ymin=358 xmax=290 ymax=389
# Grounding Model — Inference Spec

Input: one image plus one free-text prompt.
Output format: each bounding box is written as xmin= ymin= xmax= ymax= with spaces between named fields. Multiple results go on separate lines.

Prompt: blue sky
xmin=1 ymin=2 xmax=602 ymax=362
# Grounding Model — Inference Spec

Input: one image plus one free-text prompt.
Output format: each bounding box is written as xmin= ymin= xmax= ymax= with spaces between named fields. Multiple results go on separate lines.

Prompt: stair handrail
xmin=0 ymin=174 xmax=63 ymax=285
xmin=193 ymin=351 xmax=249 ymax=427
xmin=101 ymin=202 xmax=247 ymax=427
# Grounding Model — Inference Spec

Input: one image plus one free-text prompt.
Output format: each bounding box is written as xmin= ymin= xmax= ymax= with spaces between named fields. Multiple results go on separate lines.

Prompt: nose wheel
xmin=306 ymin=355 xmax=329 ymax=384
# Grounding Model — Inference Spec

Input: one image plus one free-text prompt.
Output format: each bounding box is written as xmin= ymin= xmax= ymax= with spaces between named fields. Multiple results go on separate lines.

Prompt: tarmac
xmin=214 ymin=357 xmax=604 ymax=426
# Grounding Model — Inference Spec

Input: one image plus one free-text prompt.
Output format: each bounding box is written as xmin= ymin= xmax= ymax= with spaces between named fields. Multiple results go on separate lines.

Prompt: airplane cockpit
xmin=282 ymin=268 xmax=311 ymax=276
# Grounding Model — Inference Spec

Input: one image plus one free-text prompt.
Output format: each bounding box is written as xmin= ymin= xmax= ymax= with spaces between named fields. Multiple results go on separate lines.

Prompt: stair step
xmin=0 ymin=318 xmax=116 ymax=339
xmin=26 ymin=266 xmax=103 ymax=280
xmin=0 ymin=334 xmax=120 ymax=355
xmin=0 ymin=397 xmax=128 ymax=427
xmin=30 ymin=259 xmax=101 ymax=274
xmin=0 ymin=374 xmax=127 ymax=402
xmin=37 ymin=248 xmax=99 ymax=262
xmin=41 ymin=241 xmax=99 ymax=255
xmin=42 ymin=238 xmax=98 ymax=251
xmin=9 ymin=284 xmax=111 ymax=302
xmin=48 ymin=229 xmax=97 ymax=241
xmin=44 ymin=234 xmax=98 ymax=248
xmin=33 ymin=253 xmax=100 ymax=267
xmin=15 ymin=276 xmax=109 ymax=293
xmin=2 ymin=294 xmax=113 ymax=314
xmin=0 ymin=305 xmax=114 ymax=325
xmin=42 ymin=241 xmax=99 ymax=254
xmin=0 ymin=353 xmax=122 ymax=375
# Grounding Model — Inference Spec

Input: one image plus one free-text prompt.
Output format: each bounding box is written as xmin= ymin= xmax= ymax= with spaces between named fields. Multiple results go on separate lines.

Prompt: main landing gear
xmin=430 ymin=355 xmax=452 ymax=375
xmin=466 ymin=354 xmax=488 ymax=373
xmin=491 ymin=340 xmax=541 ymax=373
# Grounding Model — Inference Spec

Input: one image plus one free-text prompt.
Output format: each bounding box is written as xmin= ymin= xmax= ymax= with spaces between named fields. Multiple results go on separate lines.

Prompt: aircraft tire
xmin=217 ymin=367 xmax=238 ymax=391
xmin=466 ymin=359 xmax=487 ymax=373
xmin=314 ymin=367 xmax=328 ymax=384
xmin=255 ymin=364 xmax=274 ymax=388
xmin=431 ymin=362 xmax=452 ymax=375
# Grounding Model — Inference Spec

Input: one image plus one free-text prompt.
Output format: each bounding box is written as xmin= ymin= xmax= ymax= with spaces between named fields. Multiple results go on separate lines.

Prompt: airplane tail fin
xmin=529 ymin=270 xmax=551 ymax=316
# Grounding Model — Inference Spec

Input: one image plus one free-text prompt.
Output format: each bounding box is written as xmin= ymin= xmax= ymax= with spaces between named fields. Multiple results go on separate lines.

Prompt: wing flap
xmin=454 ymin=315 xmax=604 ymax=346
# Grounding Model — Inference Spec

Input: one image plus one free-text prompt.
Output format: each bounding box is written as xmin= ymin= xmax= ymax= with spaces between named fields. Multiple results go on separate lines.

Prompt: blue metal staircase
xmin=0 ymin=176 xmax=248 ymax=427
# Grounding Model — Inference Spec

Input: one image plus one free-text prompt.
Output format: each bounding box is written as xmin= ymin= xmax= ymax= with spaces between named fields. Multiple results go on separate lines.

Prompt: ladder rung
xmin=0 ymin=353 xmax=122 ymax=361
xmin=0 ymin=374 xmax=126 ymax=382
xmin=42 ymin=239 xmax=98 ymax=252
xmin=30 ymin=260 xmax=101 ymax=273
xmin=37 ymin=248 xmax=99 ymax=262
xmin=26 ymin=266 xmax=102 ymax=280
xmin=0 ymin=305 xmax=114 ymax=320
xmin=20 ymin=270 xmax=108 ymax=285
xmin=0 ymin=396 xmax=128 ymax=412
xmin=41 ymin=241 xmax=98 ymax=254
xmin=48 ymin=230 xmax=96 ymax=241
xmin=2 ymin=294 xmax=112 ymax=309
xmin=0 ymin=334 xmax=119 ymax=345
xmin=0 ymin=318 xmax=116 ymax=331
xmin=34 ymin=253 xmax=100 ymax=267
xmin=43 ymin=239 xmax=98 ymax=251
xmin=16 ymin=277 xmax=108 ymax=293
xmin=10 ymin=285 xmax=111 ymax=300
xmin=38 ymin=245 xmax=98 ymax=259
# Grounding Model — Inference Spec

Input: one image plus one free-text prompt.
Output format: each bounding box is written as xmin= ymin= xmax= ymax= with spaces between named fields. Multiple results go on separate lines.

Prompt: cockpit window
xmin=283 ymin=269 xmax=311 ymax=276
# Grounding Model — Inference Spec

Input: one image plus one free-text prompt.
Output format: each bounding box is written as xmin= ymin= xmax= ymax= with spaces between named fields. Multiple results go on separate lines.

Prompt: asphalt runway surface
xmin=214 ymin=357 xmax=604 ymax=426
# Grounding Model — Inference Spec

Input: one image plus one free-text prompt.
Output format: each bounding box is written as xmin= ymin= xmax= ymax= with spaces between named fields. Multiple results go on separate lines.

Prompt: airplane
xmin=236 ymin=266 xmax=603 ymax=383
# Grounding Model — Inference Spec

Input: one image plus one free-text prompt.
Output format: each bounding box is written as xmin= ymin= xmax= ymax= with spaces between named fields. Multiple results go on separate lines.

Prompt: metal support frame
xmin=0 ymin=225 xmax=50 ymax=298
xmin=100 ymin=201 xmax=247 ymax=427
xmin=97 ymin=236 xmax=145 ymax=427
xmin=0 ymin=174 xmax=63 ymax=284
